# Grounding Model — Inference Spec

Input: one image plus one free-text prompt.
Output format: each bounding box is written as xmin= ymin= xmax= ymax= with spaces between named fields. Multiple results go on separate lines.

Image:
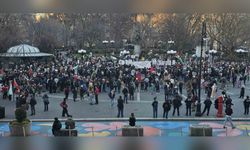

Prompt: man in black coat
xmin=117 ymin=96 xmax=124 ymax=118
xmin=185 ymin=95 xmax=192 ymax=116
xmin=239 ymin=85 xmax=245 ymax=99
xmin=243 ymin=96 xmax=250 ymax=115
xmin=122 ymin=86 xmax=129 ymax=104
xmin=152 ymin=97 xmax=158 ymax=118
xmin=163 ymin=100 xmax=171 ymax=119
xmin=172 ymin=96 xmax=181 ymax=116
xmin=202 ymin=97 xmax=212 ymax=116
xmin=29 ymin=95 xmax=37 ymax=116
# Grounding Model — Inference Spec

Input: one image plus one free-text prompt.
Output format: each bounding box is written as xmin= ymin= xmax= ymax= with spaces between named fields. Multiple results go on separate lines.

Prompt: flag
xmin=13 ymin=79 xmax=20 ymax=94
xmin=8 ymin=82 xmax=13 ymax=96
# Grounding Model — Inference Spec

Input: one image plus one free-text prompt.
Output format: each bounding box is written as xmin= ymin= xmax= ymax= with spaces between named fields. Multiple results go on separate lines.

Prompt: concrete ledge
xmin=1 ymin=117 xmax=250 ymax=122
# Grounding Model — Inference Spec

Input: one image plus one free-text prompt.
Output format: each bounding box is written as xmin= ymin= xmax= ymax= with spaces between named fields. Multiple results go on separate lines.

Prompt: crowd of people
xmin=0 ymin=51 xmax=250 ymax=119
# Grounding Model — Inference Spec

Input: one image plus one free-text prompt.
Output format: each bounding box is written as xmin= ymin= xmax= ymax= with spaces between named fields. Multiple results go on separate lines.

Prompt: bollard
xmin=0 ymin=131 xmax=4 ymax=137
xmin=91 ymin=127 xmax=94 ymax=137
xmin=180 ymin=127 xmax=183 ymax=136
xmin=225 ymin=127 xmax=228 ymax=137
xmin=22 ymin=127 xmax=26 ymax=137
xmin=245 ymin=128 xmax=249 ymax=136
xmin=115 ymin=126 xmax=118 ymax=136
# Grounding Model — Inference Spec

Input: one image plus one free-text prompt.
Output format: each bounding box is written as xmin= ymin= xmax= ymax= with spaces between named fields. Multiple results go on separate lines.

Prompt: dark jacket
xmin=117 ymin=98 xmax=124 ymax=109
xmin=129 ymin=117 xmax=136 ymax=126
xmin=204 ymin=99 xmax=212 ymax=107
xmin=185 ymin=98 xmax=192 ymax=108
xmin=52 ymin=120 xmax=62 ymax=135
xmin=225 ymin=107 xmax=233 ymax=116
xmin=30 ymin=98 xmax=37 ymax=106
xmin=152 ymin=100 xmax=158 ymax=109
xmin=244 ymin=98 xmax=250 ymax=107
xmin=122 ymin=88 xmax=128 ymax=95
xmin=163 ymin=101 xmax=171 ymax=111
xmin=173 ymin=98 xmax=181 ymax=108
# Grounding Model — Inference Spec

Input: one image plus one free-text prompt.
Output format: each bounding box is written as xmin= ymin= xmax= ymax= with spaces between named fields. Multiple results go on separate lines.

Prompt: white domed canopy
xmin=7 ymin=44 xmax=40 ymax=53
xmin=0 ymin=44 xmax=53 ymax=57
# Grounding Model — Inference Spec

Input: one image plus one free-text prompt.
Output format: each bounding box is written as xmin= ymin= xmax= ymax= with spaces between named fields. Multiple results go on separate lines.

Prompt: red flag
xmin=12 ymin=79 xmax=20 ymax=94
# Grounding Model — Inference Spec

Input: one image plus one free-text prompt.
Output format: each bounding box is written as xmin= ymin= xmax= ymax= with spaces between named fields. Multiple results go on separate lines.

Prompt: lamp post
xmin=195 ymin=20 xmax=206 ymax=117
xmin=102 ymin=40 xmax=115 ymax=57
xmin=102 ymin=40 xmax=109 ymax=57
xmin=209 ymin=50 xmax=217 ymax=65
xmin=168 ymin=40 xmax=174 ymax=50
xmin=167 ymin=50 xmax=177 ymax=66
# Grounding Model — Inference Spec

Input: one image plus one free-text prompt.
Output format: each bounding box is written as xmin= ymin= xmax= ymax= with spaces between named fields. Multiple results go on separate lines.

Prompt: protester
xmin=152 ymin=97 xmax=158 ymax=118
xmin=122 ymin=86 xmax=129 ymax=104
xmin=162 ymin=100 xmax=171 ymax=119
xmin=109 ymin=88 xmax=115 ymax=107
xmin=223 ymin=105 xmax=236 ymax=129
xmin=239 ymin=84 xmax=245 ymax=99
xmin=117 ymin=96 xmax=124 ymax=118
xmin=129 ymin=113 xmax=136 ymax=126
xmin=185 ymin=95 xmax=192 ymax=116
xmin=42 ymin=94 xmax=49 ymax=112
xmin=65 ymin=116 xmax=76 ymax=129
xmin=52 ymin=117 xmax=62 ymax=136
xmin=243 ymin=96 xmax=250 ymax=115
xmin=29 ymin=95 xmax=37 ymax=116
xmin=202 ymin=97 xmax=212 ymax=116
xmin=60 ymin=98 xmax=72 ymax=117
xmin=172 ymin=95 xmax=182 ymax=116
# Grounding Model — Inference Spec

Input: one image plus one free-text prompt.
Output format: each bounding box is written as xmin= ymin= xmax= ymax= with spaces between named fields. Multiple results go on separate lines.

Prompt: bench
xmin=56 ymin=129 xmax=78 ymax=136
xmin=189 ymin=125 xmax=212 ymax=136
xmin=122 ymin=125 xmax=143 ymax=136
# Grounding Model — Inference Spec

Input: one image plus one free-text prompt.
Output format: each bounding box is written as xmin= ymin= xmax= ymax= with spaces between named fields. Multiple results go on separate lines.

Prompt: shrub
xmin=15 ymin=108 xmax=27 ymax=123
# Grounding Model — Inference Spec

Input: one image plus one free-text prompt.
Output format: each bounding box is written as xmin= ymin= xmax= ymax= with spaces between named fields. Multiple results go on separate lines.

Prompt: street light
xmin=78 ymin=49 xmax=87 ymax=59
xmin=167 ymin=50 xmax=177 ymax=65
xmin=102 ymin=40 xmax=115 ymax=57
xmin=209 ymin=49 xmax=217 ymax=65
xmin=195 ymin=20 xmax=206 ymax=117
xmin=102 ymin=40 xmax=109 ymax=57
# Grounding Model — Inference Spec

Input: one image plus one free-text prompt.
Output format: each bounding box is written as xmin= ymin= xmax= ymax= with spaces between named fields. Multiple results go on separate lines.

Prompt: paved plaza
xmin=0 ymin=80 xmax=249 ymax=120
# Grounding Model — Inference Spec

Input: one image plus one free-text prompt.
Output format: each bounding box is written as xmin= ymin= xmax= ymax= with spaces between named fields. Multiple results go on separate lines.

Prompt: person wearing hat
xmin=152 ymin=97 xmax=158 ymax=118
xmin=65 ymin=116 xmax=75 ymax=129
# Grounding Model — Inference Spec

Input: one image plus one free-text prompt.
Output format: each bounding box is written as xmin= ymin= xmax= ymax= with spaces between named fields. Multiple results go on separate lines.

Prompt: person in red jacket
xmin=2 ymin=84 xmax=8 ymax=99
xmin=60 ymin=98 xmax=72 ymax=117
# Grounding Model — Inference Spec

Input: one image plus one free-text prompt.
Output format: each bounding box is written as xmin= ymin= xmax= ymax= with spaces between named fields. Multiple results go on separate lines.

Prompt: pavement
xmin=0 ymin=80 xmax=250 ymax=120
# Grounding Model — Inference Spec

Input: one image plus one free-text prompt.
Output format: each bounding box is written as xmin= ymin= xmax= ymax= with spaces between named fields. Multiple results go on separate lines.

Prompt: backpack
xmin=95 ymin=87 xmax=100 ymax=95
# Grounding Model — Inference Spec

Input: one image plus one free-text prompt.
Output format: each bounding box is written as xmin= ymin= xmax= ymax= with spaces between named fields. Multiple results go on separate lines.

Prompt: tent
xmin=0 ymin=44 xmax=54 ymax=57
xmin=78 ymin=49 xmax=87 ymax=54
xmin=209 ymin=49 xmax=218 ymax=54
xmin=235 ymin=49 xmax=248 ymax=53
xmin=167 ymin=50 xmax=177 ymax=54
